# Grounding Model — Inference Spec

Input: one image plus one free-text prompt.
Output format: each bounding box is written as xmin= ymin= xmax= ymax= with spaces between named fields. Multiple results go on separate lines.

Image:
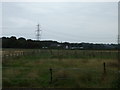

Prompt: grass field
xmin=2 ymin=49 xmax=120 ymax=88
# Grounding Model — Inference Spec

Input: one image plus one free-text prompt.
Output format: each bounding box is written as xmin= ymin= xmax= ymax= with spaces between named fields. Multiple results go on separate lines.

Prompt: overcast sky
xmin=2 ymin=2 xmax=118 ymax=44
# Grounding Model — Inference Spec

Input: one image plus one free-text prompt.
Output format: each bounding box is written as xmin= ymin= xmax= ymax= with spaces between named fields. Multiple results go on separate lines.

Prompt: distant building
xmin=65 ymin=45 xmax=69 ymax=49
xmin=42 ymin=47 xmax=48 ymax=49
xmin=70 ymin=46 xmax=83 ymax=49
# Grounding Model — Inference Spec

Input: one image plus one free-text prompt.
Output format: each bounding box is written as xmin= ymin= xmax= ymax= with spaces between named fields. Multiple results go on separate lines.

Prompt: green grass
xmin=2 ymin=49 xmax=119 ymax=88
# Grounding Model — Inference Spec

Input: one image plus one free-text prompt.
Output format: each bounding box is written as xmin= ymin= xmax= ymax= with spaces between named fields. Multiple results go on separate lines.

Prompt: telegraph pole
xmin=36 ymin=24 xmax=42 ymax=41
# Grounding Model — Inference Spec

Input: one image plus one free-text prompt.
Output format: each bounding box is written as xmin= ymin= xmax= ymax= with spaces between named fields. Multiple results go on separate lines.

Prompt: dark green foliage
xmin=1 ymin=36 xmax=118 ymax=49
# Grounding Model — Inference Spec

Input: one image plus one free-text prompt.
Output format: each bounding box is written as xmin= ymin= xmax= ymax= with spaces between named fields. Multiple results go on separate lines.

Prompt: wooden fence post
xmin=49 ymin=68 xmax=53 ymax=83
xmin=103 ymin=62 xmax=106 ymax=73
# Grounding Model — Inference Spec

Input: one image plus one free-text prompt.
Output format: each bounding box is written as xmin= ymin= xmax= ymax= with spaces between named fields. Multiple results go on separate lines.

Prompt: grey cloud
xmin=2 ymin=2 xmax=118 ymax=43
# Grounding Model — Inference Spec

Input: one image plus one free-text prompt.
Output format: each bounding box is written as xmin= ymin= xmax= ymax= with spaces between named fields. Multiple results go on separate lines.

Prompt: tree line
xmin=1 ymin=36 xmax=118 ymax=50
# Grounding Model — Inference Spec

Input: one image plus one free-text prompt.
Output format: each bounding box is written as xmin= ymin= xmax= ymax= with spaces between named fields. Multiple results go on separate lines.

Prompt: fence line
xmin=2 ymin=49 xmax=118 ymax=60
xmin=2 ymin=50 xmax=42 ymax=60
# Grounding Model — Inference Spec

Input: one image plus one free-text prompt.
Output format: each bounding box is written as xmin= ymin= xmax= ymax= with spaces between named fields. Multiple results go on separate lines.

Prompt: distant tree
xmin=18 ymin=37 xmax=26 ymax=48
xmin=9 ymin=36 xmax=18 ymax=48
xmin=10 ymin=36 xmax=17 ymax=40
xmin=2 ymin=37 xmax=8 ymax=48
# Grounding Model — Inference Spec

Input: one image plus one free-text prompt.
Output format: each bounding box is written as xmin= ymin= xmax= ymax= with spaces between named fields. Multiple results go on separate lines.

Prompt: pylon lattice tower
xmin=36 ymin=24 xmax=42 ymax=41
